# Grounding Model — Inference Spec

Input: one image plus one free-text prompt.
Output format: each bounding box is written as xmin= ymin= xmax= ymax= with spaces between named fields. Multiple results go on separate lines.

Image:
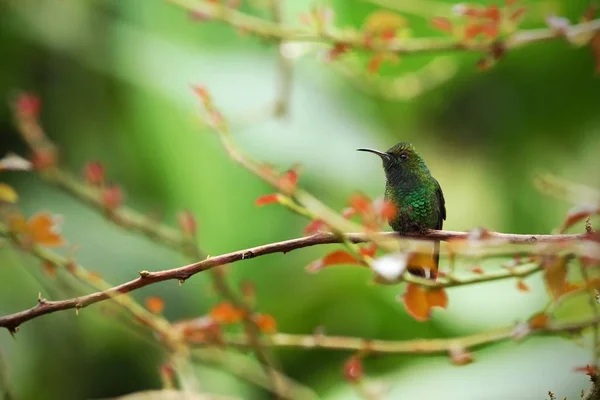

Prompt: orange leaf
xmin=41 ymin=261 xmax=57 ymax=278
xmin=483 ymin=5 xmax=501 ymax=24
xmin=516 ymin=280 xmax=530 ymax=292
xmin=342 ymin=356 xmax=363 ymax=383
xmin=359 ymin=243 xmax=377 ymax=258
xmin=83 ymin=161 xmax=105 ymax=186
xmin=559 ymin=204 xmax=600 ymax=232
xmin=210 ymin=302 xmax=244 ymax=324
xmin=431 ymin=17 xmax=453 ymax=34
xmin=464 ymin=24 xmax=483 ymax=39
xmin=367 ymin=53 xmax=385 ymax=74
xmin=174 ymin=316 xmax=222 ymax=343
xmin=341 ymin=207 xmax=357 ymax=219
xmin=253 ymin=313 xmax=277 ymax=334
xmin=255 ymin=193 xmax=280 ymax=206
xmin=509 ymin=7 xmax=526 ymax=22
xmin=192 ymin=85 xmax=210 ymax=103
xmin=328 ymin=43 xmax=350 ymax=61
xmin=403 ymin=284 xmax=448 ymax=321
xmin=349 ymin=193 xmax=372 ymax=216
xmin=574 ymin=364 xmax=599 ymax=377
xmin=306 ymin=250 xmax=360 ymax=273
xmin=146 ymin=296 xmax=165 ymax=314
xmin=27 ymin=213 xmax=64 ymax=247
xmin=480 ymin=23 xmax=499 ymax=39
xmin=543 ymin=255 xmax=570 ymax=299
xmin=528 ymin=312 xmax=550 ymax=329
xmin=372 ymin=197 xmax=397 ymax=221
xmin=304 ymin=219 xmax=327 ymax=235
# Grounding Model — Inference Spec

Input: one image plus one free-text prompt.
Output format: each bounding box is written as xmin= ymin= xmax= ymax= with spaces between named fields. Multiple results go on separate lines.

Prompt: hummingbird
xmin=357 ymin=142 xmax=446 ymax=279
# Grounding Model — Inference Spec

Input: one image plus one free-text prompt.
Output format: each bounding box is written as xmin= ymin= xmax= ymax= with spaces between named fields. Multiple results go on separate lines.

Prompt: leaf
xmin=543 ymin=255 xmax=574 ymax=299
xmin=253 ymin=313 xmax=277 ymax=334
xmin=328 ymin=43 xmax=350 ymax=61
xmin=304 ymin=219 xmax=327 ymax=235
xmin=348 ymin=193 xmax=372 ymax=215
xmin=509 ymin=7 xmax=526 ymax=22
xmin=574 ymin=364 xmax=599 ymax=377
xmin=448 ymin=344 xmax=473 ymax=365
xmin=26 ymin=213 xmax=64 ymax=247
xmin=372 ymin=197 xmax=397 ymax=221
xmin=528 ymin=312 xmax=550 ymax=329
xmin=516 ymin=280 xmax=530 ymax=292
xmin=464 ymin=24 xmax=483 ymax=40
xmin=210 ymin=302 xmax=245 ymax=324
xmin=0 ymin=183 xmax=18 ymax=203
xmin=367 ymin=53 xmax=385 ymax=74
xmin=402 ymin=284 xmax=448 ymax=322
xmin=483 ymin=5 xmax=501 ymax=24
xmin=145 ymin=296 xmax=165 ymax=314
xmin=342 ymin=356 xmax=363 ymax=383
xmin=279 ymin=168 xmax=299 ymax=193
xmin=306 ymin=250 xmax=360 ymax=273
xmin=559 ymin=204 xmax=600 ymax=232
xmin=41 ymin=261 xmax=57 ymax=278
xmin=174 ymin=316 xmax=222 ymax=343
xmin=470 ymin=266 xmax=484 ymax=274
xmin=431 ymin=17 xmax=453 ymax=34
xmin=363 ymin=11 xmax=407 ymax=36
xmin=255 ymin=193 xmax=280 ymax=206
xmin=0 ymin=153 xmax=32 ymax=171
xmin=102 ymin=184 xmax=124 ymax=210
xmin=359 ymin=243 xmax=377 ymax=258
xmin=480 ymin=23 xmax=499 ymax=39
xmin=83 ymin=161 xmax=105 ymax=186
xmin=15 ymin=93 xmax=41 ymax=119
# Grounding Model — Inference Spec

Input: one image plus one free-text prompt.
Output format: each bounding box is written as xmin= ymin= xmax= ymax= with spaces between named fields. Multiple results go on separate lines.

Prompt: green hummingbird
xmin=357 ymin=142 xmax=446 ymax=279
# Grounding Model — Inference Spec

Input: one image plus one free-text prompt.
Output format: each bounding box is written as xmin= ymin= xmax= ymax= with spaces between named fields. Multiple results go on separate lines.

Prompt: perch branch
xmin=0 ymin=228 xmax=593 ymax=331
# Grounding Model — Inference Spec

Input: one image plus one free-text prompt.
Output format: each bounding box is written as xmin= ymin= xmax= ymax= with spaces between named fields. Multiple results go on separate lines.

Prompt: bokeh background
xmin=1 ymin=0 xmax=600 ymax=399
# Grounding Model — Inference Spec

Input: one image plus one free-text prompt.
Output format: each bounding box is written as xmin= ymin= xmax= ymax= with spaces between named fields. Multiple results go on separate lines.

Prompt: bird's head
xmin=357 ymin=142 xmax=427 ymax=178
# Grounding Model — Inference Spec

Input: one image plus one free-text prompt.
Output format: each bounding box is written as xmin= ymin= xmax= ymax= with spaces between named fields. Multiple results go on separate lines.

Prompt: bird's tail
xmin=431 ymin=240 xmax=440 ymax=280
xmin=407 ymin=240 xmax=439 ymax=280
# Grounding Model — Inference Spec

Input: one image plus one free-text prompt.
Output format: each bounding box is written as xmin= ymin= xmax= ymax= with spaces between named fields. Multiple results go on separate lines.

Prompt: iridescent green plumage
xmin=358 ymin=142 xmax=446 ymax=279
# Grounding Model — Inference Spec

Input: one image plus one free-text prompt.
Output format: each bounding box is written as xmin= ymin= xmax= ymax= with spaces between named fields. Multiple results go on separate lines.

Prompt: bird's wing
xmin=434 ymin=179 xmax=446 ymax=229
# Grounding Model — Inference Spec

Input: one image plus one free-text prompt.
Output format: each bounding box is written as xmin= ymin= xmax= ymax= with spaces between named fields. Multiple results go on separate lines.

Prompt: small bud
xmin=16 ymin=93 xmax=41 ymax=119
xmin=178 ymin=209 xmax=197 ymax=237
xmin=102 ymin=184 xmax=123 ymax=210
xmin=84 ymin=161 xmax=105 ymax=186
xmin=343 ymin=356 xmax=363 ymax=383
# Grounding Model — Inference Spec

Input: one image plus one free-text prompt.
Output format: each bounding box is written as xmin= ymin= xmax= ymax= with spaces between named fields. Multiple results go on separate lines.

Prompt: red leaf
xmin=210 ymin=302 xmax=245 ymax=324
xmin=464 ymin=24 xmax=483 ymax=40
xmin=403 ymin=284 xmax=448 ymax=322
xmin=483 ymin=5 xmax=501 ymax=24
xmin=359 ymin=243 xmax=377 ymax=258
xmin=16 ymin=93 xmax=41 ymax=119
xmin=574 ymin=364 xmax=599 ymax=377
xmin=146 ymin=296 xmax=165 ymax=314
xmin=543 ymin=255 xmax=571 ymax=299
xmin=279 ymin=169 xmax=299 ymax=193
xmin=102 ymin=184 xmax=124 ymax=210
xmin=516 ymin=280 xmax=530 ymax=292
xmin=253 ymin=313 xmax=277 ymax=334
xmin=343 ymin=356 xmax=363 ymax=383
xmin=84 ymin=161 xmax=105 ymax=186
xmin=373 ymin=197 xmax=397 ymax=221
xmin=328 ymin=43 xmax=350 ymax=61
xmin=431 ymin=17 xmax=453 ymax=34
xmin=341 ymin=207 xmax=357 ymax=219
xmin=471 ymin=266 xmax=484 ymax=274
xmin=304 ymin=219 xmax=327 ymax=235
xmin=559 ymin=204 xmax=600 ymax=232
xmin=255 ymin=193 xmax=280 ymax=206
xmin=31 ymin=148 xmax=57 ymax=171
xmin=192 ymin=85 xmax=210 ymax=103
xmin=381 ymin=28 xmax=396 ymax=41
xmin=349 ymin=193 xmax=373 ymax=216
xmin=306 ymin=250 xmax=360 ymax=273
xmin=481 ymin=23 xmax=499 ymax=39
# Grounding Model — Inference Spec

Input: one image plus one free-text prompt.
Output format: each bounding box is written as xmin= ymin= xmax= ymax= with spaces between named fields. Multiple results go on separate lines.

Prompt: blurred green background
xmin=1 ymin=0 xmax=600 ymax=399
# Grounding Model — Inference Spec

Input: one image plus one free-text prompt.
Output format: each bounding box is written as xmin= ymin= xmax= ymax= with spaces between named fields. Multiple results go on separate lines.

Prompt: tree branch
xmin=0 ymin=227 xmax=592 ymax=331
xmin=168 ymin=0 xmax=600 ymax=55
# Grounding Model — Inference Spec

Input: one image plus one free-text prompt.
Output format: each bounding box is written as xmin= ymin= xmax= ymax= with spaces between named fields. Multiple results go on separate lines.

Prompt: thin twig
xmin=271 ymin=0 xmax=293 ymax=117
xmin=189 ymin=315 xmax=600 ymax=354
xmin=580 ymin=262 xmax=600 ymax=368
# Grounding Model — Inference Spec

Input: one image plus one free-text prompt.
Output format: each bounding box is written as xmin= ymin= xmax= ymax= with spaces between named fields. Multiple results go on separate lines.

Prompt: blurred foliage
xmin=0 ymin=0 xmax=599 ymax=399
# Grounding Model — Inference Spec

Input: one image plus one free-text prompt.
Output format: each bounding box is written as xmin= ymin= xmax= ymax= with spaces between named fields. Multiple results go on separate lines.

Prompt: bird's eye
xmin=400 ymin=153 xmax=408 ymax=160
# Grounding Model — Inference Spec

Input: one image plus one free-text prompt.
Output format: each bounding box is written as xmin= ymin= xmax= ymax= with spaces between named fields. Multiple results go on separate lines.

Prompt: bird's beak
xmin=356 ymin=148 xmax=391 ymax=161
